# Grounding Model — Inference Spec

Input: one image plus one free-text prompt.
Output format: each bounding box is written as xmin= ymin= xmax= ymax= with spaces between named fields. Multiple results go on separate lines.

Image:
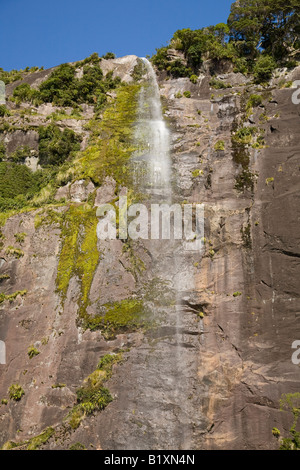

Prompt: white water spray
xmin=133 ymin=58 xmax=171 ymax=198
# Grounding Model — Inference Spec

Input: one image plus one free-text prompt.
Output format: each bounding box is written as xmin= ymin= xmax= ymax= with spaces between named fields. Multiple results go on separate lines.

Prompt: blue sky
xmin=1 ymin=0 xmax=233 ymax=71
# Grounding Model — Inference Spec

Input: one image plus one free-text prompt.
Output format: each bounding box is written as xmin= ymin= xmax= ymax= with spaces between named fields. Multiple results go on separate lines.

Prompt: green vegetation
xmin=12 ymin=83 xmax=40 ymax=105
xmin=96 ymin=353 xmax=123 ymax=371
xmin=84 ymin=298 xmax=148 ymax=339
xmin=191 ymin=169 xmax=203 ymax=178
xmin=275 ymin=393 xmax=300 ymax=450
xmin=34 ymin=208 xmax=63 ymax=229
xmin=232 ymin=126 xmax=258 ymax=145
xmin=12 ymin=59 xmax=121 ymax=110
xmin=0 ymin=162 xmax=51 ymax=212
xmin=241 ymin=223 xmax=252 ymax=248
xmin=246 ymin=94 xmax=263 ymax=116
xmin=0 ymin=162 xmax=39 ymax=200
xmin=8 ymin=384 xmax=25 ymax=401
xmin=214 ymin=140 xmax=225 ymax=151
xmin=46 ymin=108 xmax=83 ymax=122
xmin=152 ymin=23 xmax=237 ymax=77
xmin=228 ymin=1 xmax=299 ymax=63
xmin=74 ymin=83 xmax=140 ymax=187
xmin=266 ymin=177 xmax=274 ymax=185
xmin=0 ymin=230 xmax=4 ymax=249
xmin=0 ymin=290 xmax=27 ymax=304
xmin=14 ymin=232 xmax=27 ymax=244
xmin=56 ymin=204 xmax=99 ymax=319
xmin=210 ymin=78 xmax=232 ymax=89
xmin=0 ymin=82 xmax=140 ymax=334
xmin=5 ymin=246 xmax=24 ymax=258
xmin=152 ymin=1 xmax=300 ymax=81
xmin=0 ymin=69 xmax=22 ymax=84
xmin=131 ymin=59 xmax=147 ymax=82
xmin=75 ymin=52 xmax=101 ymax=67
xmin=1 ymin=441 xmax=20 ymax=450
xmin=1 ymin=426 xmax=55 ymax=451
xmin=69 ymin=386 xmax=112 ymax=429
xmin=233 ymin=291 xmax=242 ymax=297
xmin=38 ymin=124 xmax=82 ymax=167
xmin=26 ymin=427 xmax=55 ymax=450
xmin=0 ymin=142 xmax=6 ymax=161
xmin=183 ymin=91 xmax=191 ymax=98
xmin=69 ymin=442 xmax=86 ymax=450
xmin=27 ymin=345 xmax=40 ymax=359
xmin=51 ymin=383 xmax=66 ymax=389
xmin=67 ymin=352 xmax=122 ymax=429
xmin=272 ymin=427 xmax=281 ymax=438
xmin=0 ymin=73 xmax=138 ymax=218
xmin=253 ymin=55 xmax=277 ymax=83
xmin=0 ymin=66 xmax=43 ymax=85
xmin=0 ymin=105 xmax=10 ymax=117
xmin=8 ymin=146 xmax=32 ymax=164
xmin=102 ymin=52 xmax=116 ymax=60
xmin=231 ymin=91 xmax=266 ymax=192
xmin=189 ymin=74 xmax=198 ymax=84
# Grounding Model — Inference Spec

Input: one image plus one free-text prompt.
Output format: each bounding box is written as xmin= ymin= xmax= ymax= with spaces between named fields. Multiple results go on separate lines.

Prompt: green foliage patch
xmin=13 ymin=60 xmax=121 ymax=109
xmin=56 ymin=204 xmax=100 ymax=320
xmin=74 ymin=83 xmax=140 ymax=187
xmin=84 ymin=298 xmax=149 ymax=338
xmin=277 ymin=393 xmax=300 ymax=450
xmin=67 ymin=352 xmax=122 ymax=429
xmin=0 ymin=290 xmax=27 ymax=304
xmin=8 ymin=384 xmax=25 ymax=401
xmin=38 ymin=124 xmax=82 ymax=167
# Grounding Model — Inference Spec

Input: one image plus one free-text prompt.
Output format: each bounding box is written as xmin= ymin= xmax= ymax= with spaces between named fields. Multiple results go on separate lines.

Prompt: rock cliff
xmin=0 ymin=54 xmax=299 ymax=450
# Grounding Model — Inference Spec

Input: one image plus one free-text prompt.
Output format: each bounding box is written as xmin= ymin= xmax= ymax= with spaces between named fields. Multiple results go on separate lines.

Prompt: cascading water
xmin=132 ymin=58 xmax=172 ymax=199
xmin=97 ymin=58 xmax=204 ymax=450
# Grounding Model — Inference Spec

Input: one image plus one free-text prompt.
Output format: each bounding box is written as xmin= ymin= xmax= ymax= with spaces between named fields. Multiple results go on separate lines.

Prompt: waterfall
xmin=130 ymin=59 xmax=197 ymax=449
xmin=133 ymin=58 xmax=172 ymax=199
xmin=99 ymin=58 xmax=203 ymax=451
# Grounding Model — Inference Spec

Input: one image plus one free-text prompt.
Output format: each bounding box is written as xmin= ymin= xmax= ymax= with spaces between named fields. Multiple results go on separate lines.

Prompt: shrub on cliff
xmin=37 ymin=61 xmax=121 ymax=108
xmin=39 ymin=63 xmax=77 ymax=106
xmin=0 ymin=162 xmax=51 ymax=212
xmin=38 ymin=124 xmax=82 ymax=166
xmin=0 ymin=162 xmax=39 ymax=199
xmin=102 ymin=52 xmax=116 ymax=60
xmin=12 ymin=83 xmax=40 ymax=105
xmin=0 ymin=105 xmax=10 ymax=117
xmin=0 ymin=142 xmax=6 ymax=161
xmin=8 ymin=384 xmax=25 ymax=401
xmin=253 ymin=55 xmax=276 ymax=83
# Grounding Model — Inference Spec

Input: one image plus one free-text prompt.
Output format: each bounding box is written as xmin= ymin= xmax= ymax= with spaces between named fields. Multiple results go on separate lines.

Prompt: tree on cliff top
xmin=228 ymin=0 xmax=300 ymax=61
xmin=152 ymin=0 xmax=300 ymax=78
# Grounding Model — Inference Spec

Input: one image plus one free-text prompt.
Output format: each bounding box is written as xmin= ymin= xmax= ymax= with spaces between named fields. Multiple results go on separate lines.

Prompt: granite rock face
xmin=0 ymin=60 xmax=299 ymax=450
